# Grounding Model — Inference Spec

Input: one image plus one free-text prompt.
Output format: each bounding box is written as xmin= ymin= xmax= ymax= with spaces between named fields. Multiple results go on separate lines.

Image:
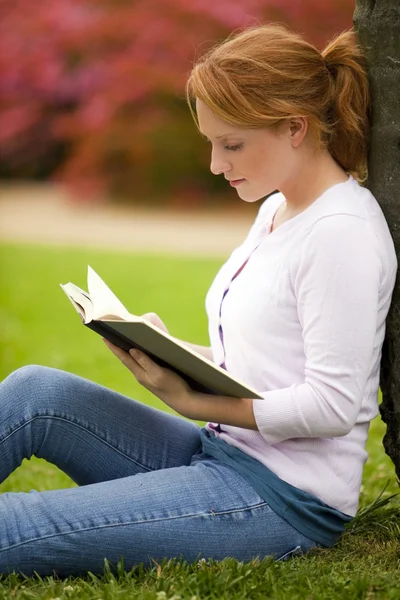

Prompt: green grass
xmin=0 ymin=241 xmax=399 ymax=599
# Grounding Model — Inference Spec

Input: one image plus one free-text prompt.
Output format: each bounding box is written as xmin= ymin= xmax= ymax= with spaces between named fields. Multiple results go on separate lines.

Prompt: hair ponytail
xmin=322 ymin=30 xmax=371 ymax=182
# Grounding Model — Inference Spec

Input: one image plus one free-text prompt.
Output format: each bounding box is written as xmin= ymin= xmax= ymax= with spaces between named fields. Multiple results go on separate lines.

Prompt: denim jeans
xmin=0 ymin=365 xmax=318 ymax=576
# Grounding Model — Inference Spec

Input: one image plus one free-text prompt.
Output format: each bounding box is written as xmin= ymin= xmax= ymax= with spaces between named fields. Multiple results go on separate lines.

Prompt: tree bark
xmin=354 ymin=0 xmax=400 ymax=476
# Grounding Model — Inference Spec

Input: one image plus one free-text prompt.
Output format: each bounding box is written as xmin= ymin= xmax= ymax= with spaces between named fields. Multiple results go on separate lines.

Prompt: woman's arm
xmin=251 ymin=216 xmax=386 ymax=444
xmin=103 ymin=338 xmax=257 ymax=427
xmin=182 ymin=391 xmax=257 ymax=429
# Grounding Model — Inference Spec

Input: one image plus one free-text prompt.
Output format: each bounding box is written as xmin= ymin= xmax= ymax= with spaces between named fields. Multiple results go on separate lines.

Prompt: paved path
xmin=0 ymin=184 xmax=255 ymax=257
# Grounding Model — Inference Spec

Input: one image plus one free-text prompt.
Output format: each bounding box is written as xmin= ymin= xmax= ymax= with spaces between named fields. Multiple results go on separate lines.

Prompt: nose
xmin=210 ymin=147 xmax=231 ymax=176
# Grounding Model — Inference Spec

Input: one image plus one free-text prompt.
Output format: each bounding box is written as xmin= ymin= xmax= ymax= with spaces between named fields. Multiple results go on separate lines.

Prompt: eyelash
xmin=224 ymin=144 xmax=243 ymax=152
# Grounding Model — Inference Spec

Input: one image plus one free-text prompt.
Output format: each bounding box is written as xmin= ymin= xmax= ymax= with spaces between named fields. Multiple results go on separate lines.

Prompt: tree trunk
xmin=354 ymin=0 xmax=400 ymax=476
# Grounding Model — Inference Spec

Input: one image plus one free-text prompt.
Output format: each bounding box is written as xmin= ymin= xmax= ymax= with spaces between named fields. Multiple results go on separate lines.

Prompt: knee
xmin=3 ymin=365 xmax=53 ymax=389
xmin=1 ymin=365 xmax=64 ymax=412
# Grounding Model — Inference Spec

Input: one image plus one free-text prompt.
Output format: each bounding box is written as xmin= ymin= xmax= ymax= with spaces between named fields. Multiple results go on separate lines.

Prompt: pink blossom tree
xmin=0 ymin=0 xmax=355 ymax=203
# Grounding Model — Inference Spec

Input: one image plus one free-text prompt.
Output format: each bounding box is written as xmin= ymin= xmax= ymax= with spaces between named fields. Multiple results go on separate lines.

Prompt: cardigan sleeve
xmin=252 ymin=215 xmax=382 ymax=445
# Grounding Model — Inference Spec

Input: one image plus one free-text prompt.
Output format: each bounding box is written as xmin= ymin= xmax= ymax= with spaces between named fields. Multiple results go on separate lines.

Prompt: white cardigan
xmin=206 ymin=176 xmax=397 ymax=516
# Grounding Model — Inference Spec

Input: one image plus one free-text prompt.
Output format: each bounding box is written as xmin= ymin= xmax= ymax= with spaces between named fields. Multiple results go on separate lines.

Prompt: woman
xmin=0 ymin=24 xmax=396 ymax=576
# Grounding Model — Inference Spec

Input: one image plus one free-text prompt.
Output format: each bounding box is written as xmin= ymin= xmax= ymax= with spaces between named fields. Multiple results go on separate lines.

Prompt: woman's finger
xmin=102 ymin=339 xmax=143 ymax=375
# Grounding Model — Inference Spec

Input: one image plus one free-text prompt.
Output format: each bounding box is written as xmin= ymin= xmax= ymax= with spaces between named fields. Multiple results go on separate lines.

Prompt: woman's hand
xmin=102 ymin=339 xmax=197 ymax=417
xmin=103 ymin=337 xmax=258 ymax=429
xmin=141 ymin=312 xmax=169 ymax=334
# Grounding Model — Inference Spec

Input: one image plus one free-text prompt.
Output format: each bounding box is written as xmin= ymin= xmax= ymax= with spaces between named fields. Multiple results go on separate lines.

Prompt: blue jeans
xmin=0 ymin=365 xmax=318 ymax=576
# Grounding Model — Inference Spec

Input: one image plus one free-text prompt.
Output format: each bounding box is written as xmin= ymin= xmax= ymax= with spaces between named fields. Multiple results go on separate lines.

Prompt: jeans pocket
xmin=276 ymin=545 xmax=303 ymax=561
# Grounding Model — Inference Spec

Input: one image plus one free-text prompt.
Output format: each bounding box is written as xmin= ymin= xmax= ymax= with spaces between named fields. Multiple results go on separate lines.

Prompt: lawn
xmin=0 ymin=242 xmax=399 ymax=599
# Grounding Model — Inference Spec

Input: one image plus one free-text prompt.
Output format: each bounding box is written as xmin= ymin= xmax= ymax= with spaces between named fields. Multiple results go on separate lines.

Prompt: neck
xmin=279 ymin=150 xmax=349 ymax=217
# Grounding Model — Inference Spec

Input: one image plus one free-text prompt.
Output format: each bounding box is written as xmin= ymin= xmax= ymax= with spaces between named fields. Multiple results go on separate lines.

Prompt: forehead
xmin=196 ymin=99 xmax=244 ymax=139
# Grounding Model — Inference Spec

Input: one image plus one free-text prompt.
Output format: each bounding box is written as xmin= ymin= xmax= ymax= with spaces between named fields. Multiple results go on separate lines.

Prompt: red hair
xmin=187 ymin=24 xmax=370 ymax=182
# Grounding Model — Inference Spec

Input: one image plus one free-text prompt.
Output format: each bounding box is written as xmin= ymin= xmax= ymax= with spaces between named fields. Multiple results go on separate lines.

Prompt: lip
xmin=228 ymin=179 xmax=246 ymax=187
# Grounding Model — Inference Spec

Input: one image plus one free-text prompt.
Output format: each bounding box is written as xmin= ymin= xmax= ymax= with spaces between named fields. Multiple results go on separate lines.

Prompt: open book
xmin=60 ymin=267 xmax=262 ymax=399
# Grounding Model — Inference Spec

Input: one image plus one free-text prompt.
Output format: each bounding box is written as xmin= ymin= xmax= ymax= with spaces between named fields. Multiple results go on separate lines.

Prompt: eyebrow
xmin=200 ymin=133 xmax=236 ymax=141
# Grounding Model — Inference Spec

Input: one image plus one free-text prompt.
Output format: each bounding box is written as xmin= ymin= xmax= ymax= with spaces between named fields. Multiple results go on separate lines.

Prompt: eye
xmin=225 ymin=143 xmax=243 ymax=152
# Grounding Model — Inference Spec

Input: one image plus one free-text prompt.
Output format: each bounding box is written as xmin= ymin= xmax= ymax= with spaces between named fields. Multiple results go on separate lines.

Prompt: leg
xmin=0 ymin=366 xmax=201 ymax=485
xmin=0 ymin=455 xmax=317 ymax=576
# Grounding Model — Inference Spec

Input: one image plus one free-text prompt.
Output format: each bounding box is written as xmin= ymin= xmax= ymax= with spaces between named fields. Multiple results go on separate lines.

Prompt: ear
xmin=288 ymin=117 xmax=308 ymax=148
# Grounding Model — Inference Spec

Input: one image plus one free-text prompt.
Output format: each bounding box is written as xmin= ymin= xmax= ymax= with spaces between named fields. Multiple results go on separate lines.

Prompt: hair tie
xmin=323 ymin=57 xmax=334 ymax=77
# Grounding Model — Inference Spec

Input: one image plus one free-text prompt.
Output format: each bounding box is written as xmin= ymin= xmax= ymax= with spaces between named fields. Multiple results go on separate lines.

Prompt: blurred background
xmin=0 ymin=0 xmax=356 ymax=210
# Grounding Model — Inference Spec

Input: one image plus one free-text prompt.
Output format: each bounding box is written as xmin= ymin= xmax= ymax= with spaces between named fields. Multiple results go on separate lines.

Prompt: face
xmin=196 ymin=99 xmax=304 ymax=202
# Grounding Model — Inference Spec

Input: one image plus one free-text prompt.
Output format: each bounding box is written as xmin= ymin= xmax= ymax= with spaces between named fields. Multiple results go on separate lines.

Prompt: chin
xmin=236 ymin=189 xmax=269 ymax=203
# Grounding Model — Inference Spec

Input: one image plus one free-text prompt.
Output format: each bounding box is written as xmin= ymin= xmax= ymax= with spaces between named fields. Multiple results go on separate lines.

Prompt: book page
xmin=60 ymin=282 xmax=93 ymax=322
xmin=87 ymin=266 xmax=134 ymax=321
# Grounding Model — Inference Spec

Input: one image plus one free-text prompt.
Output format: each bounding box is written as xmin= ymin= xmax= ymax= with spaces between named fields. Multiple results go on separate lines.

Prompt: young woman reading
xmin=0 ymin=24 xmax=396 ymax=576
